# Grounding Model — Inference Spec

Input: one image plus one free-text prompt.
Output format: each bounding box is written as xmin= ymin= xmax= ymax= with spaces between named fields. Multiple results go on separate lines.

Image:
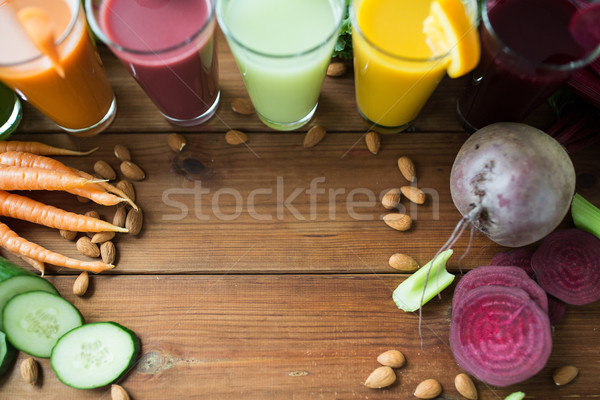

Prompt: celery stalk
xmin=504 ymin=392 xmax=525 ymax=400
xmin=392 ymin=249 xmax=454 ymax=312
xmin=571 ymin=193 xmax=600 ymax=239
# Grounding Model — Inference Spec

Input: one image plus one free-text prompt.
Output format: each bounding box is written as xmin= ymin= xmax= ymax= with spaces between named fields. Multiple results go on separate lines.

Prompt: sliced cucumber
xmin=3 ymin=291 xmax=83 ymax=358
xmin=51 ymin=322 xmax=140 ymax=389
xmin=0 ymin=275 xmax=58 ymax=331
xmin=0 ymin=331 xmax=16 ymax=376
xmin=0 ymin=256 xmax=36 ymax=282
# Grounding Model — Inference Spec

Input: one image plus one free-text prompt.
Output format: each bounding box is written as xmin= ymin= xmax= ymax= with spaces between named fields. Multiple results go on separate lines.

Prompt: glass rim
xmin=482 ymin=0 xmax=600 ymax=72
xmin=85 ymin=0 xmax=215 ymax=56
xmin=0 ymin=0 xmax=80 ymax=67
xmin=216 ymin=0 xmax=346 ymax=59
xmin=350 ymin=0 xmax=473 ymax=63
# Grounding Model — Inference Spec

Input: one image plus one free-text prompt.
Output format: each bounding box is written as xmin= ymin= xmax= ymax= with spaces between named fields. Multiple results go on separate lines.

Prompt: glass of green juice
xmin=216 ymin=0 xmax=345 ymax=131
xmin=0 ymin=82 xmax=22 ymax=139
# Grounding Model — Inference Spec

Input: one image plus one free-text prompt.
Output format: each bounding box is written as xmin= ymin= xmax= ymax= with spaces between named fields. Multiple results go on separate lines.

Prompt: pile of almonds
xmin=63 ymin=144 xmax=145 ymax=297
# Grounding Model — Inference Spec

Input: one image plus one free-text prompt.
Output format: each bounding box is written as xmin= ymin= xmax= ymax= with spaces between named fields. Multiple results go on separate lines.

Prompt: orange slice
xmin=423 ymin=0 xmax=480 ymax=78
xmin=17 ymin=7 xmax=65 ymax=78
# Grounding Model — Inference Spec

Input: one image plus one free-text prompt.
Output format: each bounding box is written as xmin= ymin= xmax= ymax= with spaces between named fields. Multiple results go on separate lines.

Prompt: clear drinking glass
xmin=456 ymin=0 xmax=600 ymax=132
xmin=0 ymin=0 xmax=116 ymax=136
xmin=86 ymin=0 xmax=220 ymax=127
xmin=217 ymin=0 xmax=345 ymax=131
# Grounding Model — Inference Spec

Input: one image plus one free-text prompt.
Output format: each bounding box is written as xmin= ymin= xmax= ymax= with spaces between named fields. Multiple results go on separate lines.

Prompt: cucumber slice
xmin=0 ymin=331 xmax=17 ymax=376
xmin=0 ymin=256 xmax=36 ymax=282
xmin=3 ymin=291 xmax=83 ymax=358
xmin=51 ymin=322 xmax=140 ymax=389
xmin=0 ymin=275 xmax=58 ymax=331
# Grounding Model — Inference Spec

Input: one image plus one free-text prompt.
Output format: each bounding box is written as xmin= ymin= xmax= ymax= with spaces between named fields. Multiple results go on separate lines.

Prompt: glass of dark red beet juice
xmin=457 ymin=0 xmax=600 ymax=132
xmin=85 ymin=0 xmax=220 ymax=126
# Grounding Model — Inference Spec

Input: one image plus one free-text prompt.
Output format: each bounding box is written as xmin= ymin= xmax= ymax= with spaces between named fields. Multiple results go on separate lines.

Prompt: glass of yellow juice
xmin=351 ymin=0 xmax=478 ymax=133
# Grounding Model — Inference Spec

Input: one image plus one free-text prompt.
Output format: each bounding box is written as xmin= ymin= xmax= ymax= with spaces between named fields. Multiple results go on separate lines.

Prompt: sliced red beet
xmin=452 ymin=266 xmax=548 ymax=313
xmin=531 ymin=228 xmax=600 ymax=305
xmin=450 ymin=285 xmax=552 ymax=387
xmin=569 ymin=2 xmax=600 ymax=51
xmin=548 ymin=294 xmax=566 ymax=326
xmin=490 ymin=248 xmax=535 ymax=279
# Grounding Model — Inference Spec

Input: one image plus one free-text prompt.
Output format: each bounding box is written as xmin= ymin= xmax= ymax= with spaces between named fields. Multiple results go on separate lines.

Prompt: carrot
xmin=0 ymin=222 xmax=114 ymax=273
xmin=11 ymin=251 xmax=45 ymax=276
xmin=72 ymin=169 xmax=138 ymax=210
xmin=0 ymin=165 xmax=103 ymax=191
xmin=0 ymin=151 xmax=135 ymax=208
xmin=0 ymin=141 xmax=98 ymax=156
xmin=0 ymin=190 xmax=128 ymax=233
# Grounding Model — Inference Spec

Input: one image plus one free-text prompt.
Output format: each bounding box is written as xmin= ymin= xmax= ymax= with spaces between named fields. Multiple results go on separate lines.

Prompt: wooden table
xmin=2 ymin=30 xmax=599 ymax=400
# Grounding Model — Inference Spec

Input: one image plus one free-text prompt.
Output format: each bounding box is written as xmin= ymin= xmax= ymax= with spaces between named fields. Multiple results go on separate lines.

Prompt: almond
xmin=382 ymin=188 xmax=401 ymax=209
xmin=101 ymin=241 xmax=116 ymax=265
xmin=401 ymin=186 xmax=426 ymax=204
xmin=365 ymin=131 xmax=381 ymax=155
xmin=303 ymin=125 xmax=326 ymax=148
xmin=91 ymin=231 xmax=115 ymax=244
xmin=553 ymin=365 xmax=579 ymax=386
xmin=388 ymin=253 xmax=419 ymax=272
xmin=76 ymin=236 xmax=100 ymax=258
xmin=414 ymin=378 xmax=442 ymax=399
xmin=94 ymin=160 xmax=117 ymax=181
xmin=111 ymin=384 xmax=131 ymax=400
xmin=120 ymin=160 xmax=145 ymax=181
xmin=455 ymin=373 xmax=478 ymax=400
xmin=376 ymin=350 xmax=406 ymax=368
xmin=59 ymin=229 xmax=78 ymax=241
xmin=326 ymin=61 xmax=347 ymax=77
xmin=398 ymin=156 xmax=416 ymax=182
xmin=383 ymin=213 xmax=412 ymax=231
xmin=231 ymin=97 xmax=255 ymax=115
xmin=114 ymin=144 xmax=131 ymax=161
xmin=20 ymin=357 xmax=38 ymax=385
xmin=126 ymin=209 xmax=143 ymax=236
xmin=225 ymin=129 xmax=248 ymax=145
xmin=116 ymin=180 xmax=136 ymax=203
xmin=167 ymin=133 xmax=187 ymax=152
xmin=113 ymin=205 xmax=127 ymax=228
xmin=364 ymin=366 xmax=396 ymax=389
xmin=73 ymin=271 xmax=89 ymax=296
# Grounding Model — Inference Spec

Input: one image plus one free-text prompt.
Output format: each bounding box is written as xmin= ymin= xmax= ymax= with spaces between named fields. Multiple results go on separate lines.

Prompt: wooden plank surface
xmin=2 ymin=21 xmax=600 ymax=400
xmin=1 ymin=276 xmax=600 ymax=400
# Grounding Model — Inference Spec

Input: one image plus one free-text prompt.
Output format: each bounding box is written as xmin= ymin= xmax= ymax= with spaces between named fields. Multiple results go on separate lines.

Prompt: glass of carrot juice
xmin=0 ymin=0 xmax=116 ymax=136
xmin=351 ymin=0 xmax=479 ymax=133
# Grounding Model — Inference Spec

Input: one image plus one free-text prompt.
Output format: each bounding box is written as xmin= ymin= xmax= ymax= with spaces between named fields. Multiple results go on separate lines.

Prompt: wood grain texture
xmin=5 ymin=132 xmax=598 ymax=276
xmin=1 ymin=276 xmax=599 ymax=399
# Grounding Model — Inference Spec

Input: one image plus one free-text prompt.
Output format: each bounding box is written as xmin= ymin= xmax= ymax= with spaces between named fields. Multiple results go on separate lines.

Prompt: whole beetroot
xmin=450 ymin=123 xmax=575 ymax=247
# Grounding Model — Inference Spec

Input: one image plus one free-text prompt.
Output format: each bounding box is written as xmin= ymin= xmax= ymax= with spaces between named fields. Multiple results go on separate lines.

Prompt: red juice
xmin=457 ymin=0 xmax=590 ymax=132
xmin=98 ymin=0 xmax=219 ymax=125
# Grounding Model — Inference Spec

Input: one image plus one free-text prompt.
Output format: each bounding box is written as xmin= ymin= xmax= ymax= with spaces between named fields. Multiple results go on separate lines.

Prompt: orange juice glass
xmin=351 ymin=0 xmax=474 ymax=133
xmin=0 ymin=0 xmax=116 ymax=136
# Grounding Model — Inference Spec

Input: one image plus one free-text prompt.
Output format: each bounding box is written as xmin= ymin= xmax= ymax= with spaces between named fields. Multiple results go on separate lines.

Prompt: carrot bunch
xmin=0 ymin=140 xmax=138 ymax=274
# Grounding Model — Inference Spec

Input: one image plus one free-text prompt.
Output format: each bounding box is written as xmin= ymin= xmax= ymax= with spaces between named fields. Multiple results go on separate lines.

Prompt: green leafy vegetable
xmin=333 ymin=0 xmax=353 ymax=60
xmin=504 ymin=392 xmax=525 ymax=400
xmin=571 ymin=193 xmax=600 ymax=239
xmin=392 ymin=249 xmax=454 ymax=312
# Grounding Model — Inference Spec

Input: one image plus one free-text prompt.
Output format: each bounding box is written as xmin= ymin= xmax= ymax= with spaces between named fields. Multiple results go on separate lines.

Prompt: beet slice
xmin=531 ymin=228 xmax=600 ymax=305
xmin=547 ymin=295 xmax=566 ymax=326
xmin=490 ymin=248 xmax=535 ymax=279
xmin=450 ymin=285 xmax=552 ymax=387
xmin=452 ymin=266 xmax=548 ymax=313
